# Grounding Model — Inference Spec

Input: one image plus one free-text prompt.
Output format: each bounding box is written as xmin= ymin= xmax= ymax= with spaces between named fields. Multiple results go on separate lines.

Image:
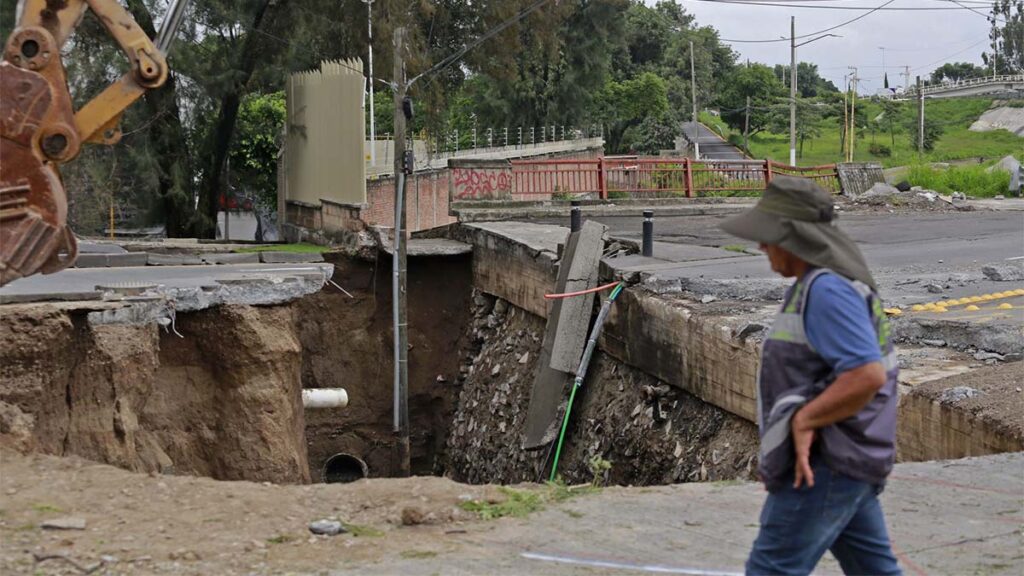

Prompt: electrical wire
xmin=716 ymin=0 xmax=896 ymax=43
xmin=687 ymin=0 xmax=992 ymax=10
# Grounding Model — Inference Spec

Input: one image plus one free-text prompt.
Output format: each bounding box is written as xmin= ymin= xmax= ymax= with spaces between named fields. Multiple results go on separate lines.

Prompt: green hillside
xmin=708 ymin=98 xmax=1023 ymax=168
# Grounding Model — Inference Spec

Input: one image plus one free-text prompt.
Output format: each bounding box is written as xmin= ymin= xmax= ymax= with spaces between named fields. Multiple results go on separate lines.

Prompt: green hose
xmin=548 ymin=282 xmax=625 ymax=483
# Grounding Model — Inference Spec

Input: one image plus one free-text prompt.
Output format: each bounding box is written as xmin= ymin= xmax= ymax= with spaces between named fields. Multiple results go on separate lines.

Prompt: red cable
xmin=545 ymin=281 xmax=622 ymax=300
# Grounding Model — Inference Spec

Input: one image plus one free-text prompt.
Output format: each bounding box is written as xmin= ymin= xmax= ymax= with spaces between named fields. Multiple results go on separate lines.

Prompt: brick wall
xmin=363 ymin=170 xmax=457 ymax=232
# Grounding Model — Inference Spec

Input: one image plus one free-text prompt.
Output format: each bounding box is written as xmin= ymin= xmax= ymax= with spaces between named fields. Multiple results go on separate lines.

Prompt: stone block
xmin=74 ymin=254 xmax=109 ymax=268
xmin=106 ymin=253 xmax=149 ymax=267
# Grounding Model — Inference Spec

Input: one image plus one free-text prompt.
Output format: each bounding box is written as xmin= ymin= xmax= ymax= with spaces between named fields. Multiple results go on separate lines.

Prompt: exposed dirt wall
xmin=297 ymin=252 xmax=472 ymax=480
xmin=0 ymin=303 xmax=310 ymax=483
xmin=445 ymin=293 xmax=759 ymax=486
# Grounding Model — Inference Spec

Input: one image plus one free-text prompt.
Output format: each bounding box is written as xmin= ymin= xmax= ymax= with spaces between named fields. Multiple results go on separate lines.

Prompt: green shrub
xmin=906 ymin=164 xmax=1011 ymax=197
xmin=868 ymin=143 xmax=891 ymax=157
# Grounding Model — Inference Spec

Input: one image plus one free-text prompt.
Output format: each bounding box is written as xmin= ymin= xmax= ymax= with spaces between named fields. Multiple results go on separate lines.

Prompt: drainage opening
xmin=322 ymin=453 xmax=368 ymax=484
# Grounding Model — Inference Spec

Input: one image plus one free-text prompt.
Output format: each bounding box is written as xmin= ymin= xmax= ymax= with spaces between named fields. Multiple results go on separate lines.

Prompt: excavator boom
xmin=0 ymin=0 xmax=184 ymax=286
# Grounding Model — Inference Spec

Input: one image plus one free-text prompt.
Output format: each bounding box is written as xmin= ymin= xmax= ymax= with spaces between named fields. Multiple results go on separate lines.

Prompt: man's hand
xmin=792 ymin=410 xmax=815 ymax=489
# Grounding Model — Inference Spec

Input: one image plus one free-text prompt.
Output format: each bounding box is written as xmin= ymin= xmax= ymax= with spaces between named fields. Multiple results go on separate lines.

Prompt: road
xmin=540 ymin=210 xmax=1024 ymax=305
xmin=0 ymin=262 xmax=334 ymax=298
xmin=681 ymin=121 xmax=746 ymax=160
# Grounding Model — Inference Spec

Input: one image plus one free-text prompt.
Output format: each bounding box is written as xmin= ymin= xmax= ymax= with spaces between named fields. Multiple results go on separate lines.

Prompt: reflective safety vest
xmin=757 ymin=268 xmax=899 ymax=492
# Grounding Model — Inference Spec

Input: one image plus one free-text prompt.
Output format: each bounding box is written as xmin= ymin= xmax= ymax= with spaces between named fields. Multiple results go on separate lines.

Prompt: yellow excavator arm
xmin=0 ymin=0 xmax=185 ymax=286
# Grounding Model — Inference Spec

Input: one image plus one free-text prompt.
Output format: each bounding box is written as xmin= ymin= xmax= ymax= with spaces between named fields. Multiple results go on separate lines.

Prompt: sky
xmin=668 ymin=0 xmax=996 ymax=93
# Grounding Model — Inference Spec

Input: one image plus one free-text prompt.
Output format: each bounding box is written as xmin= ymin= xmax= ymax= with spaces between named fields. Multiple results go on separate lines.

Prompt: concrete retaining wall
xmin=453 ymin=223 xmax=1022 ymax=463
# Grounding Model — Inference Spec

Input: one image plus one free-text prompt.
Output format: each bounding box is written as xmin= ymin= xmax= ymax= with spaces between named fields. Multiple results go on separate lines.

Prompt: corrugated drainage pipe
xmin=302 ymin=388 xmax=349 ymax=409
xmin=322 ymin=453 xmax=369 ymax=483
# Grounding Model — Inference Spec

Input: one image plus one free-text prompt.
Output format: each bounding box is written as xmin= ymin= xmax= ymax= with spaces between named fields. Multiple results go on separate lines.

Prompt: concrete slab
xmin=147 ymin=253 xmax=204 ymax=266
xmin=380 ymin=238 xmax=473 ymax=257
xmin=549 ymin=220 xmax=606 ymax=373
xmin=463 ymin=221 xmax=570 ymax=257
xmin=259 ymin=251 xmax=326 ymax=263
xmin=74 ymin=253 xmax=149 ymax=268
xmin=0 ymin=291 xmax=103 ymax=305
xmin=200 ymin=252 xmax=260 ymax=265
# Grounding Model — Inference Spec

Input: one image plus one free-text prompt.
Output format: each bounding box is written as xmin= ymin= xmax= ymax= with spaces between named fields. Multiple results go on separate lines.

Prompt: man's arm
xmin=791 ymin=362 xmax=886 ymax=488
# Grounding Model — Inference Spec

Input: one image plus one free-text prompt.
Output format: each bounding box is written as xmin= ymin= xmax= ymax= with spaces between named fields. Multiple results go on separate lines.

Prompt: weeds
xmin=459 ymin=482 xmax=599 ymax=521
xmin=266 ymin=534 xmax=298 ymax=545
xmin=906 ymin=164 xmax=1011 ymax=197
xmin=722 ymin=244 xmax=750 ymax=254
xmin=236 ymin=243 xmax=330 ymax=254
xmin=342 ymin=522 xmax=384 ymax=538
xmin=31 ymin=504 xmax=62 ymax=514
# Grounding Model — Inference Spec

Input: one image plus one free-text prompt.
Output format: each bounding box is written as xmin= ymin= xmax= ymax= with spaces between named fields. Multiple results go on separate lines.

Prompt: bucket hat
xmin=720 ymin=175 xmax=877 ymax=289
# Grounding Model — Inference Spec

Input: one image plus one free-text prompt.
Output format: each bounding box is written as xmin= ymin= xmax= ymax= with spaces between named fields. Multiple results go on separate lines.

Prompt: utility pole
xmin=848 ymin=66 xmax=858 ymax=162
xmin=901 ymin=65 xmax=910 ymax=92
xmin=842 ymin=75 xmax=849 ymax=157
xmin=744 ymin=95 xmax=751 ymax=152
xmin=364 ymin=0 xmax=376 ymax=166
xmin=992 ymin=19 xmax=998 ymax=81
xmin=789 ymin=16 xmax=797 ymax=167
xmin=917 ymin=75 xmax=925 ymax=156
xmin=690 ymin=40 xmax=699 ymax=160
xmin=391 ymin=26 xmax=410 ymax=477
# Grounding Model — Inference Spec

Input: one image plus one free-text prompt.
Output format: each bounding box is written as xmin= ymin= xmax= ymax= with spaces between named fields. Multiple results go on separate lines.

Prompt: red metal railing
xmin=509 ymin=157 xmax=840 ymax=199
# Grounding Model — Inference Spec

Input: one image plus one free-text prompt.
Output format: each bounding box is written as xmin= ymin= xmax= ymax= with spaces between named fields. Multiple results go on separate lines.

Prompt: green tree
xmin=906 ymin=116 xmax=944 ymax=152
xmin=717 ymin=64 xmax=784 ymax=137
xmin=229 ymin=92 xmax=285 ymax=210
xmin=591 ymin=72 xmax=670 ymax=153
xmin=984 ymin=0 xmax=1023 ymax=74
xmin=929 ymin=62 xmax=988 ymax=83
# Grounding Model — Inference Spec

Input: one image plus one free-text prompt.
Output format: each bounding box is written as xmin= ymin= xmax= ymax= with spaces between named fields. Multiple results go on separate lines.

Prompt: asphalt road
xmin=681 ymin=121 xmax=746 ymax=160
xmin=0 ymin=262 xmax=334 ymax=297
xmin=542 ymin=210 xmax=1024 ymax=305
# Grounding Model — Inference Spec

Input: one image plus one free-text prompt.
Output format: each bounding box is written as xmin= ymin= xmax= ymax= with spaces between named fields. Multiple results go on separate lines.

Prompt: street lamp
xmin=788 ymin=17 xmax=840 ymax=166
xmin=363 ymin=0 xmax=376 ymax=166
xmin=878 ymin=46 xmax=887 ymax=90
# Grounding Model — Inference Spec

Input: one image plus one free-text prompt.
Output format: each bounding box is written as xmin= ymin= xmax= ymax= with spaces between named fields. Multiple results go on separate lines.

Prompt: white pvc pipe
xmin=302 ymin=388 xmax=349 ymax=409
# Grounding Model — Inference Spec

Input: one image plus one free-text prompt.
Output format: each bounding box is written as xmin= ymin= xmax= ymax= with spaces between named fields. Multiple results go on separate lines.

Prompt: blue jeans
xmin=746 ymin=462 xmax=901 ymax=576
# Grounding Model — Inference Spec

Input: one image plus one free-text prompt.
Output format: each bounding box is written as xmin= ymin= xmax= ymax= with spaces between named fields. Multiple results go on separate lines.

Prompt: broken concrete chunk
xmin=982 ymin=264 xmax=1024 ymax=282
xmin=308 ymin=519 xmax=346 ymax=536
xmin=40 ymin=517 xmax=86 ymax=530
xmin=518 ymin=352 xmax=530 ymax=365
xmin=700 ymin=295 xmax=718 ymax=304
xmin=925 ymin=284 xmax=944 ymax=294
xmin=940 ymin=386 xmax=979 ymax=404
xmin=490 ymin=364 xmax=501 ymax=377
xmin=921 ymin=339 xmax=947 ymax=348
xmin=973 ymin=351 xmax=1005 ymax=362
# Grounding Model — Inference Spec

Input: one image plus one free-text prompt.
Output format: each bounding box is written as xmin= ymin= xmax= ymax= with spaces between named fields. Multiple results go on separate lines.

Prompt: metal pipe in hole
xmin=642 ymin=210 xmax=654 ymax=257
xmin=570 ymin=200 xmax=582 ymax=232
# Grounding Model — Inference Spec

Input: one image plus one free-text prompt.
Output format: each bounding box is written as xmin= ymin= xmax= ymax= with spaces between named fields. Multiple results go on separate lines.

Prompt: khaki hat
xmin=720 ymin=175 xmax=877 ymax=289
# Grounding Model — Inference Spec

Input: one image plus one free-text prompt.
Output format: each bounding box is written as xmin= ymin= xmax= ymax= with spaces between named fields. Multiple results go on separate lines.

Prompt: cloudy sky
xmin=669 ymin=0 xmax=995 ymax=93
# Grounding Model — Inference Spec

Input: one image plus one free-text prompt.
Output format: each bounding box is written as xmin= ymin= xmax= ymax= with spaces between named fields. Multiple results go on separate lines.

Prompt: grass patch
xmin=266 ymin=533 xmax=299 ymax=545
xmin=236 ymin=242 xmax=330 ymax=254
xmin=722 ymin=244 xmax=750 ymax=254
xmin=14 ymin=523 xmax=37 ymax=532
xmin=699 ymin=111 xmax=730 ymax=139
xmin=711 ymin=98 xmax=1023 ymax=168
xmin=31 ymin=504 xmax=62 ymax=514
xmin=906 ymin=164 xmax=1011 ymax=197
xmin=562 ymin=509 xmax=585 ymax=519
xmin=399 ymin=549 xmax=438 ymax=559
xmin=460 ymin=482 xmax=599 ymax=521
xmin=342 ymin=522 xmax=384 ymax=538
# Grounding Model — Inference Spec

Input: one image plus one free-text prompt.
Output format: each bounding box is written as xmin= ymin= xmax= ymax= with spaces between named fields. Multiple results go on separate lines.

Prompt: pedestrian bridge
xmin=904 ymin=74 xmax=1024 ymax=99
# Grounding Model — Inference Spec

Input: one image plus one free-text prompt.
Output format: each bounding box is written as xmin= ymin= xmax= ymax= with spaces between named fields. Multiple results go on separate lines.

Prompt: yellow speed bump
xmin=933 ymin=307 xmax=948 ymax=313
xmin=998 ymin=303 xmax=1014 ymax=310
xmin=940 ymin=300 xmax=958 ymax=307
xmin=911 ymin=304 xmax=926 ymax=312
xmin=1014 ymin=289 xmax=1024 ymax=296
xmin=968 ymin=296 xmax=983 ymax=303
xmin=964 ymin=305 xmax=980 ymax=311
xmin=981 ymin=294 xmax=996 ymax=301
xmin=884 ymin=307 xmax=902 ymax=316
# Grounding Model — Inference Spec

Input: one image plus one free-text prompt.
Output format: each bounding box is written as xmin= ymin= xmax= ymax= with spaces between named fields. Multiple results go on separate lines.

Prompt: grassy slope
xmin=729 ymin=98 xmax=1023 ymax=168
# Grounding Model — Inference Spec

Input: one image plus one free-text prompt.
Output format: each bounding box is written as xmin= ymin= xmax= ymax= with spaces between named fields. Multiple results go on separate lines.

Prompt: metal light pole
xmin=878 ymin=46 xmax=886 ymax=89
xmin=363 ymin=0 xmax=376 ymax=166
xmin=690 ymin=40 xmax=699 ymax=160
xmin=788 ymin=23 xmax=840 ymax=166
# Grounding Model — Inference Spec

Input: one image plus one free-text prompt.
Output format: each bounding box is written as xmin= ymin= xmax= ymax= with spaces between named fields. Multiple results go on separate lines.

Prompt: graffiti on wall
xmin=452 ymin=167 xmax=512 ymax=200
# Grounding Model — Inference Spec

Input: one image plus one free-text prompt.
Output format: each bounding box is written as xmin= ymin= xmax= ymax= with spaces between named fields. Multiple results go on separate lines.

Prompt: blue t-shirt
xmin=803 ymin=273 xmax=882 ymax=374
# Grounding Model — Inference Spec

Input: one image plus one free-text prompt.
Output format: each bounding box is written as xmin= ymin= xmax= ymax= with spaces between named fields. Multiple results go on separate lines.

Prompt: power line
xmin=718 ymin=0 xmax=896 ymax=43
xmin=687 ymin=0 xmax=991 ymax=10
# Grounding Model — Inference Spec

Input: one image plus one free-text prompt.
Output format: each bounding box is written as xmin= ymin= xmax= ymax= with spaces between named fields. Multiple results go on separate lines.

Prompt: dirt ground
xmin=2 ymin=449 xmax=1021 ymax=576
xmin=912 ymin=362 xmax=1024 ymax=440
xmin=0 ymin=450 xmax=498 ymax=575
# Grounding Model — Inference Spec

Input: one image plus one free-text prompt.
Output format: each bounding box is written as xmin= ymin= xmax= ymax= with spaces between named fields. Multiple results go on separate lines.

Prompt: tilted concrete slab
xmin=549 ymin=220 xmax=606 ymax=373
xmin=380 ymin=238 xmax=473 ymax=257
xmin=74 ymin=253 xmax=149 ymax=268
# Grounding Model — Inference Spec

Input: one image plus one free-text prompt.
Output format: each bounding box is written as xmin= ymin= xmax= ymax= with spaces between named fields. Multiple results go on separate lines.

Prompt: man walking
xmin=720 ymin=176 xmax=901 ymax=575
